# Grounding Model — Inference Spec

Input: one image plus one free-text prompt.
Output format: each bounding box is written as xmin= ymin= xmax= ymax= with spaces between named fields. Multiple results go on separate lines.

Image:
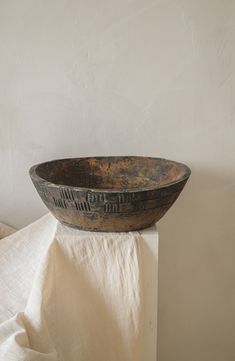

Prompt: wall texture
xmin=0 ymin=1 xmax=235 ymax=360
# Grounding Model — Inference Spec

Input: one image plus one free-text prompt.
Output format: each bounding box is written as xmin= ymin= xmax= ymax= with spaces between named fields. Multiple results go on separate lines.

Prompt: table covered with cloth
xmin=0 ymin=214 xmax=158 ymax=361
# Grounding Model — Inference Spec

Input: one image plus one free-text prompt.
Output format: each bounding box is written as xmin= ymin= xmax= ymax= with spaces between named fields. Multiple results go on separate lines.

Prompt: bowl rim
xmin=29 ymin=156 xmax=191 ymax=193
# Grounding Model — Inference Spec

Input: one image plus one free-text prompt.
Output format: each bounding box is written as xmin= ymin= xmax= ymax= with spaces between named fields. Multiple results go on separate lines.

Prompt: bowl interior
xmin=35 ymin=156 xmax=190 ymax=191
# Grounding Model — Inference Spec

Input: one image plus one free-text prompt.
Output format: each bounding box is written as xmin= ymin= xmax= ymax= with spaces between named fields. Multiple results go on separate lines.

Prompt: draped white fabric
xmin=0 ymin=214 xmax=158 ymax=361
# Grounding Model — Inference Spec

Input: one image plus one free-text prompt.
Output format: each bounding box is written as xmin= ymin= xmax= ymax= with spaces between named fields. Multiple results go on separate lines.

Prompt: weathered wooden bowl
xmin=29 ymin=156 xmax=191 ymax=232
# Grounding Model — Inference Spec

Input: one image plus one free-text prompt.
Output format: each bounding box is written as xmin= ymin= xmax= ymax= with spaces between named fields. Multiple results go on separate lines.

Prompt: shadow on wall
xmin=157 ymin=168 xmax=235 ymax=361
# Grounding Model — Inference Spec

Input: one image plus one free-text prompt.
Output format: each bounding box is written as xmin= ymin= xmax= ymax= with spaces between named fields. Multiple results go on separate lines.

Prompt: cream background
xmin=0 ymin=1 xmax=235 ymax=360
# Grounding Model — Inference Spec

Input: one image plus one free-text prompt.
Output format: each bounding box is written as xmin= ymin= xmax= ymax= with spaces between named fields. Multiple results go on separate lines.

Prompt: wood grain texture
xmin=30 ymin=156 xmax=190 ymax=232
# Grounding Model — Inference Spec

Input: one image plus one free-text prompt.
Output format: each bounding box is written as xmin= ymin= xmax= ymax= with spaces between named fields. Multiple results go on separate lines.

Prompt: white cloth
xmin=0 ymin=222 xmax=16 ymax=240
xmin=0 ymin=214 xmax=158 ymax=361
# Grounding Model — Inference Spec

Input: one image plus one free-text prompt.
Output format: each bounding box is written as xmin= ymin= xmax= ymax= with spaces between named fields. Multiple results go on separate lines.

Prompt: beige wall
xmin=0 ymin=0 xmax=235 ymax=360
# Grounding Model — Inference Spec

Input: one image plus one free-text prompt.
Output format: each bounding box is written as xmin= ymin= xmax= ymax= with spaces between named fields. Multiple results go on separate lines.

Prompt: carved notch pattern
xmin=118 ymin=193 xmax=134 ymax=203
xmin=104 ymin=203 xmax=120 ymax=213
xmin=60 ymin=188 xmax=75 ymax=201
xmin=74 ymin=201 xmax=91 ymax=212
xmin=86 ymin=192 xmax=105 ymax=203
xmin=53 ymin=197 xmax=67 ymax=209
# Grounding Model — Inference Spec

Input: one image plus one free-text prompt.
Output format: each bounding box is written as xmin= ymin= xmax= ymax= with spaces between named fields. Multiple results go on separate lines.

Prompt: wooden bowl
xmin=29 ymin=156 xmax=191 ymax=232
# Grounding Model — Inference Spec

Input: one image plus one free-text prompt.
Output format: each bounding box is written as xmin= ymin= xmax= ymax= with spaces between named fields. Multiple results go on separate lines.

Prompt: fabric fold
xmin=0 ymin=214 xmax=158 ymax=361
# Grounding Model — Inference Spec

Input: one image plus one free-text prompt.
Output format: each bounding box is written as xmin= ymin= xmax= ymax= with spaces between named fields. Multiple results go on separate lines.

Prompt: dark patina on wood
xmin=29 ymin=156 xmax=191 ymax=232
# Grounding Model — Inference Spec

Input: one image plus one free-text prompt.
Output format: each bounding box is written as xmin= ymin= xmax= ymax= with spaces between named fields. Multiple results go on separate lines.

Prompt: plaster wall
xmin=0 ymin=1 xmax=235 ymax=360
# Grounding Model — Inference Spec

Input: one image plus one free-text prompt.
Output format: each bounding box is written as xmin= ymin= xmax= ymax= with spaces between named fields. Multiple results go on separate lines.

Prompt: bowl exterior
xmin=30 ymin=177 xmax=189 ymax=232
